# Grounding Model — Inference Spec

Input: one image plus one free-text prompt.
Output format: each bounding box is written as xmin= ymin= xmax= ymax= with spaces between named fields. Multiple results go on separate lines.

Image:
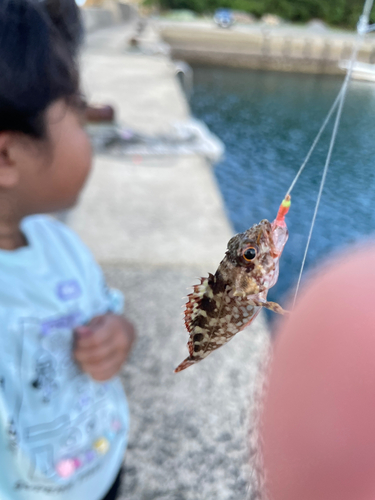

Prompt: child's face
xmin=18 ymin=98 xmax=92 ymax=214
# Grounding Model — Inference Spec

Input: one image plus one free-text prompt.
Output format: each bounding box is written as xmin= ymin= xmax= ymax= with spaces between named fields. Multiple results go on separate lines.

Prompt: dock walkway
xmin=67 ymin=20 xmax=270 ymax=500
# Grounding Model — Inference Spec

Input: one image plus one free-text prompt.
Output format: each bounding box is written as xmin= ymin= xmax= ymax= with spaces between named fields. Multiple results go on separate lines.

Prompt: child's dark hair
xmin=0 ymin=0 xmax=83 ymax=138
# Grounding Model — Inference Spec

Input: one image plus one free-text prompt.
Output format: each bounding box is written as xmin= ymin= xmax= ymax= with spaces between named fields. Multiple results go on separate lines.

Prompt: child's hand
xmin=74 ymin=314 xmax=136 ymax=381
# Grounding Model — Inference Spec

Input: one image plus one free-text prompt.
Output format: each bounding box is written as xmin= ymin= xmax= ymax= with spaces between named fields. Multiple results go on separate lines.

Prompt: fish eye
xmin=243 ymin=247 xmax=257 ymax=262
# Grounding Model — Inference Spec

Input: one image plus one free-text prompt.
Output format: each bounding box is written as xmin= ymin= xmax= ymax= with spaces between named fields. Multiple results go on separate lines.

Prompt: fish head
xmin=225 ymin=219 xmax=286 ymax=297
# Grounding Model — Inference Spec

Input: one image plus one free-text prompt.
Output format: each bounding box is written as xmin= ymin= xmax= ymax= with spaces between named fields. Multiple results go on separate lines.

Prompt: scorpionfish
xmin=175 ymin=198 xmax=290 ymax=373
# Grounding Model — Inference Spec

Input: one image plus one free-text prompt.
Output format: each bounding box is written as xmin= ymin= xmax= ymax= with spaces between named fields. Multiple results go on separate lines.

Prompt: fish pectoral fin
xmin=251 ymin=299 xmax=289 ymax=315
xmin=265 ymin=301 xmax=289 ymax=315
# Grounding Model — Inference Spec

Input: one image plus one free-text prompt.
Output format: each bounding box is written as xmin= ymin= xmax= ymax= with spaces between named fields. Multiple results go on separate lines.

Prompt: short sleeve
xmin=84 ymin=255 xmax=125 ymax=316
xmin=24 ymin=216 xmax=126 ymax=318
xmin=105 ymin=287 xmax=125 ymax=315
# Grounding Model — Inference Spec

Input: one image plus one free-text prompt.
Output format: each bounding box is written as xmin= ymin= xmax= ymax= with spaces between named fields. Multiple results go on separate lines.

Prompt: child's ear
xmin=0 ymin=133 xmax=20 ymax=188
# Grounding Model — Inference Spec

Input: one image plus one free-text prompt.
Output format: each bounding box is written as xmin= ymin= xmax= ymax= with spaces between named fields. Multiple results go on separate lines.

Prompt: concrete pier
xmin=67 ymin=19 xmax=271 ymax=500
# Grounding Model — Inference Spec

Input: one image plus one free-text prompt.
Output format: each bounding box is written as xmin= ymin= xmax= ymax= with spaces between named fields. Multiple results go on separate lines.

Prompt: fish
xmin=175 ymin=197 xmax=290 ymax=373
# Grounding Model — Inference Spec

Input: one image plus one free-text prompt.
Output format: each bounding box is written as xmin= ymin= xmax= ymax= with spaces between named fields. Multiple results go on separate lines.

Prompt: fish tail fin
xmin=174 ymin=357 xmax=196 ymax=373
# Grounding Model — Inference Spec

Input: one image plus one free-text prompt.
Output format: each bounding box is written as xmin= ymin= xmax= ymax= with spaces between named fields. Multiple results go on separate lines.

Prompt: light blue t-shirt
xmin=0 ymin=215 xmax=129 ymax=500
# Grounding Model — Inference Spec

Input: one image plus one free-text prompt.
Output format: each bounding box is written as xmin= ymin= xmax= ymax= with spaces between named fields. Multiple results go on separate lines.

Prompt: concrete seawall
xmin=158 ymin=20 xmax=375 ymax=74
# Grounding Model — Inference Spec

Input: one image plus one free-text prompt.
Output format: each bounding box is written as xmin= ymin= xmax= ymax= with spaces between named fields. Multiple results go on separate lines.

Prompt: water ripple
xmin=190 ymin=66 xmax=375 ymax=313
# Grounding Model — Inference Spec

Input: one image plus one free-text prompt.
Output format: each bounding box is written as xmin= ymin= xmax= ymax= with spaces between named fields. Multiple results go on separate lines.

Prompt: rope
xmin=290 ymin=0 xmax=374 ymax=308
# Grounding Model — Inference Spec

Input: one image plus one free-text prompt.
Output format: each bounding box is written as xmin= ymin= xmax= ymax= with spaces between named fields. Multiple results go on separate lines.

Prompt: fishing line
xmin=285 ymin=87 xmax=344 ymax=197
xmin=290 ymin=0 xmax=374 ymax=308
xmin=286 ymin=0 xmax=374 ymax=198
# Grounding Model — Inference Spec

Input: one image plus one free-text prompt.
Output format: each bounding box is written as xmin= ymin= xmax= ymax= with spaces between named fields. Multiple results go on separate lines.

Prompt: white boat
xmin=339 ymin=60 xmax=375 ymax=81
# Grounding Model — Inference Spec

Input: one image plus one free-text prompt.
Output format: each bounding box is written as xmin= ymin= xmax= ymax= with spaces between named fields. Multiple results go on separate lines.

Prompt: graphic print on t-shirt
xmin=4 ymin=315 xmax=125 ymax=486
xmin=0 ymin=216 xmax=129 ymax=499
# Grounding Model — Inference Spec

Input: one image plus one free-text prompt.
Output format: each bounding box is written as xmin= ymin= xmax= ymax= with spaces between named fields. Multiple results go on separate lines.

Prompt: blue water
xmin=190 ymin=66 xmax=375 ymax=310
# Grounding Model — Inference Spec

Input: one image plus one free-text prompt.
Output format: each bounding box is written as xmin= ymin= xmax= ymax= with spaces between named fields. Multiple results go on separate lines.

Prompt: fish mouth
xmin=270 ymin=220 xmax=289 ymax=259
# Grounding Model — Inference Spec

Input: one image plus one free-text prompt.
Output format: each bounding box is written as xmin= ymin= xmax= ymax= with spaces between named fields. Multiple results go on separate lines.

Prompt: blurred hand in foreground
xmin=74 ymin=314 xmax=136 ymax=381
xmin=262 ymin=246 xmax=375 ymax=500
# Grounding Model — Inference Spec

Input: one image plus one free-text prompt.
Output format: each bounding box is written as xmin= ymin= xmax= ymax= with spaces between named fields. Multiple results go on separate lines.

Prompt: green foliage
xmin=149 ymin=0 xmax=375 ymax=28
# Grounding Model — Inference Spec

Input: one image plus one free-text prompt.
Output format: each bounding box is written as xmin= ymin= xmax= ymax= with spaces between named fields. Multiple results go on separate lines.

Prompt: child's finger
xmin=75 ymin=322 xmax=114 ymax=349
xmin=75 ymin=315 xmax=106 ymax=338
xmin=84 ymin=354 xmax=125 ymax=382
xmin=74 ymin=325 xmax=93 ymax=339
xmin=75 ymin=340 xmax=118 ymax=365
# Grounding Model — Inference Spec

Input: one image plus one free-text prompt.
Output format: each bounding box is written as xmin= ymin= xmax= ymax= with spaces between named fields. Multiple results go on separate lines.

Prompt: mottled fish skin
xmin=175 ymin=219 xmax=288 ymax=373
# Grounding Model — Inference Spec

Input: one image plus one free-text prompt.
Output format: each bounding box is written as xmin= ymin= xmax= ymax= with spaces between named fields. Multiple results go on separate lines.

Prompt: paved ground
xmin=105 ymin=266 xmax=269 ymax=500
xmin=67 ymin=20 xmax=271 ymax=500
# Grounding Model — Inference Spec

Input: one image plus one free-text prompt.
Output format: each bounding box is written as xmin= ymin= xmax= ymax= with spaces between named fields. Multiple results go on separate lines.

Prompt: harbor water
xmin=190 ymin=66 xmax=375 ymax=315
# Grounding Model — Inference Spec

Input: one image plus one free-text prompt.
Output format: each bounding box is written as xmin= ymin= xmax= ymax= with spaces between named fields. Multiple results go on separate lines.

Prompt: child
xmin=0 ymin=1 xmax=135 ymax=499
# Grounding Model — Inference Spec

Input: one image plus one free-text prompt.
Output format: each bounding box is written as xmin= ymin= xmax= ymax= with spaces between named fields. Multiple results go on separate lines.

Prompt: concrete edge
xmin=82 ymin=2 xmax=138 ymax=33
